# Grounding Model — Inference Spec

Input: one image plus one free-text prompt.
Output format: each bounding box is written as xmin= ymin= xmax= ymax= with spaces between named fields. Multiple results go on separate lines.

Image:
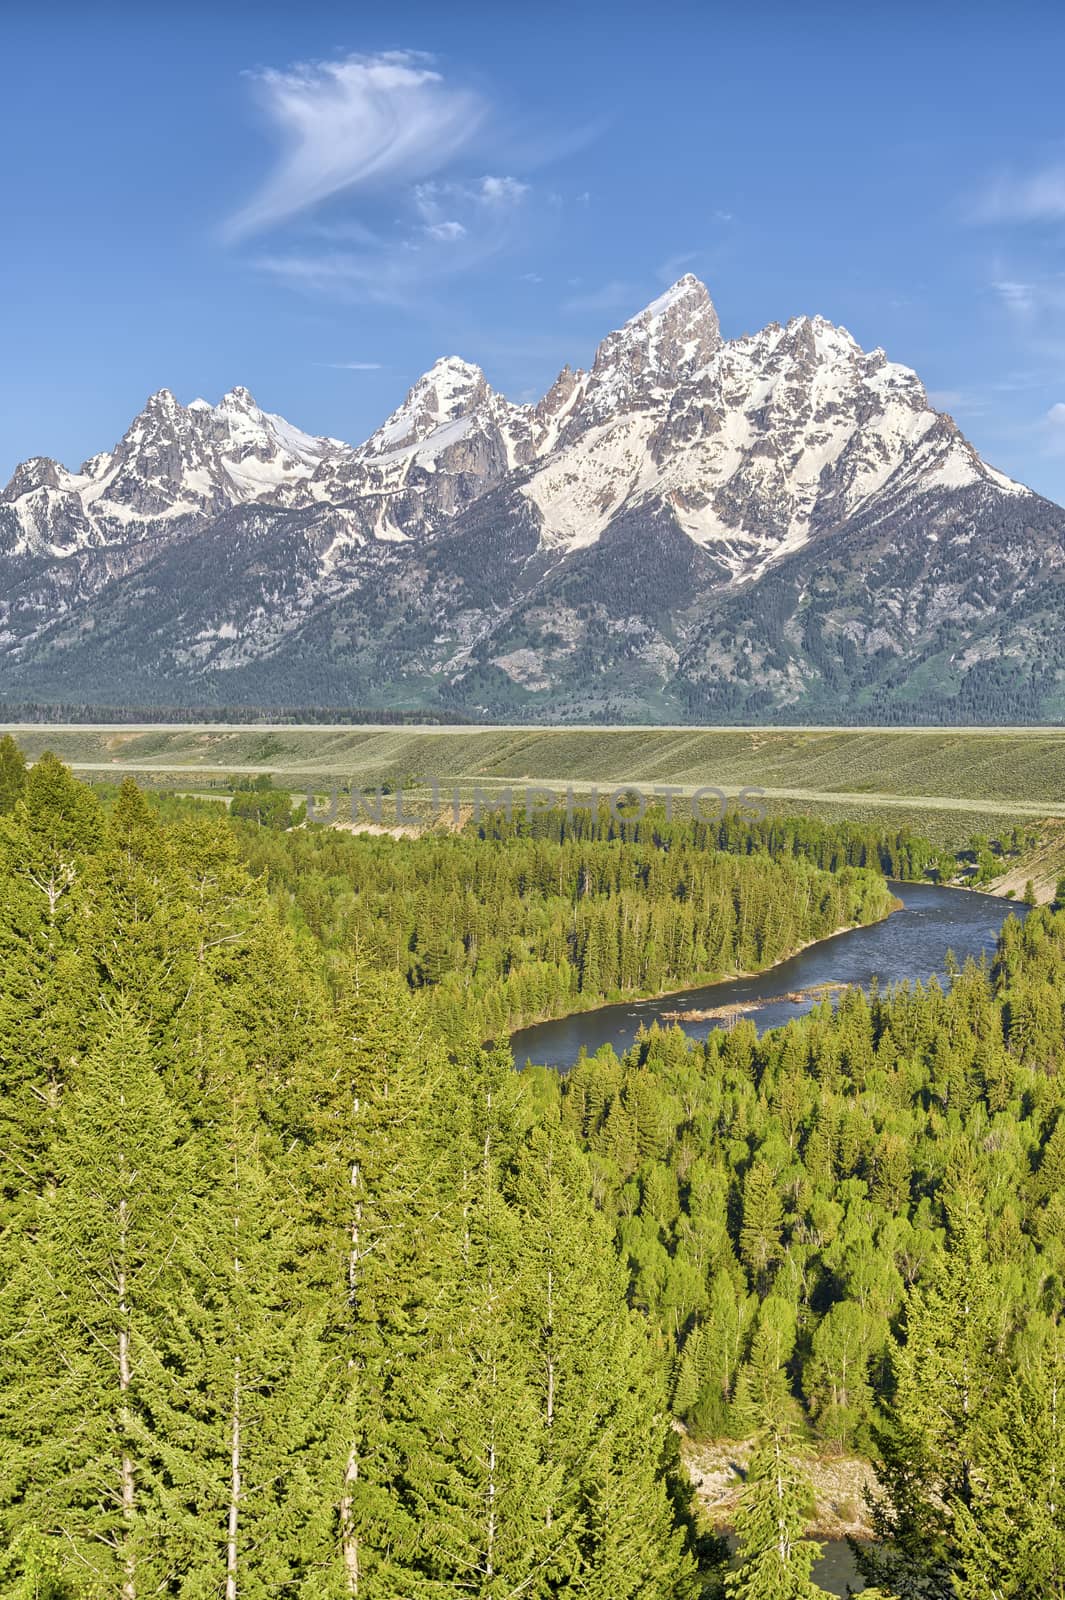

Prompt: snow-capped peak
xmin=605 ymin=274 xmax=721 ymax=369
xmin=362 ymin=356 xmax=490 ymax=459
xmin=555 ymin=275 xmax=723 ymax=439
xmin=216 ymin=385 xmax=260 ymax=414
xmin=0 ymin=280 xmax=1036 ymax=581
xmin=144 ymin=387 xmax=182 ymax=412
xmin=0 ymin=386 xmax=353 ymax=555
xmin=627 ymin=272 xmax=714 ymax=326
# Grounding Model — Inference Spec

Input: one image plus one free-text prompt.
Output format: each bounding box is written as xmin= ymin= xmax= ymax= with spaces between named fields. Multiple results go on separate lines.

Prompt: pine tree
xmin=854 ymin=1200 xmax=1003 ymax=1598
xmin=506 ymin=1108 xmax=697 ymax=1598
xmin=148 ymin=1075 xmax=344 ymax=1598
xmin=0 ymin=733 xmax=27 ymax=812
xmin=0 ymin=758 xmax=103 ymax=1203
xmin=726 ymin=1413 xmax=828 ymax=1600
xmin=739 ymin=1159 xmax=784 ymax=1297
xmin=950 ymin=1325 xmax=1065 ymax=1599
xmin=0 ymin=1006 xmax=190 ymax=1594
xmin=299 ymin=963 xmax=472 ymax=1595
xmin=391 ymin=1045 xmax=550 ymax=1596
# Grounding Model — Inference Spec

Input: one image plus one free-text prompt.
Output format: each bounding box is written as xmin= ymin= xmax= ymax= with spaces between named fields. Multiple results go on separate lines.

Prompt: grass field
xmin=8 ymin=723 xmax=1065 ymax=839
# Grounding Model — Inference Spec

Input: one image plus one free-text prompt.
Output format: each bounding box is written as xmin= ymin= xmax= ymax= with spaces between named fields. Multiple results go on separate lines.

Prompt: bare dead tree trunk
xmin=340 ymin=1111 xmax=362 ymax=1597
xmin=340 ymin=1442 xmax=360 ymax=1597
xmin=226 ymin=1357 xmax=241 ymax=1600
xmin=118 ymin=1192 xmax=137 ymax=1600
xmin=486 ymin=1401 xmax=497 ymax=1582
xmin=227 ymin=1166 xmax=242 ymax=1600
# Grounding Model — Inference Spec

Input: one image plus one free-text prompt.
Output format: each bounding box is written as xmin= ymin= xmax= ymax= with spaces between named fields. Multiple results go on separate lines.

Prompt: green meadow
xmin=7 ymin=723 xmax=1065 ymax=845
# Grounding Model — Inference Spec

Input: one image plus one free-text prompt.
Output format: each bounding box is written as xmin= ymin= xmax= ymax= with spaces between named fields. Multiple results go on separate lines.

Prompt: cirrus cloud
xmin=224 ymin=51 xmax=485 ymax=241
xmin=227 ymin=49 xmax=599 ymax=305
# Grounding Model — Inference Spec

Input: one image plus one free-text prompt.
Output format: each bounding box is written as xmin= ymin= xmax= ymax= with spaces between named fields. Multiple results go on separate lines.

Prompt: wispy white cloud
xmin=228 ymin=50 xmax=592 ymax=304
xmin=255 ymin=253 xmax=388 ymax=299
xmin=974 ymin=164 xmax=1065 ymax=223
xmin=424 ymin=219 xmax=467 ymax=242
xmin=479 ymin=175 xmax=528 ymax=206
xmin=255 ymin=221 xmax=519 ymax=304
xmin=414 ymin=175 xmax=528 ymax=222
xmin=225 ymin=52 xmax=485 ymax=241
xmin=992 ymin=277 xmax=1065 ymax=318
xmin=561 ymin=279 xmax=636 ymax=314
xmin=253 ymin=173 xmax=537 ymax=304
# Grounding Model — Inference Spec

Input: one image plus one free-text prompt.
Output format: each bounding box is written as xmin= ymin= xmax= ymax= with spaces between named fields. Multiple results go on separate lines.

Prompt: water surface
xmin=511 ymin=883 xmax=1022 ymax=1070
xmin=815 ymin=1539 xmax=867 ymax=1594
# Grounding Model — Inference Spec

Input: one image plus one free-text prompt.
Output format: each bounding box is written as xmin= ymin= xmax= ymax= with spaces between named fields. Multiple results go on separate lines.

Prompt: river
xmin=512 ymin=881 xmax=1024 ymax=1594
xmin=510 ymin=881 xmax=1024 ymax=1071
xmin=723 ymin=1536 xmax=866 ymax=1595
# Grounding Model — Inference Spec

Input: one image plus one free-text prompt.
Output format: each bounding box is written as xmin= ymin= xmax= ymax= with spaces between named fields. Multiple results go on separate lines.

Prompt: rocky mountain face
xmin=2 ymin=274 xmax=1063 ymax=721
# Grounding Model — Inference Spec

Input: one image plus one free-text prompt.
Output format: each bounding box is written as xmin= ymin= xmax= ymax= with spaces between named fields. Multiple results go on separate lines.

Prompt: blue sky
xmin=4 ymin=0 xmax=1065 ymax=498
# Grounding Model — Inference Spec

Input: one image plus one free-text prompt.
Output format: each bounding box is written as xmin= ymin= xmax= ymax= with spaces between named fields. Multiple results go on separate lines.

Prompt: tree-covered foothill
xmin=0 ymin=760 xmax=700 ymax=1596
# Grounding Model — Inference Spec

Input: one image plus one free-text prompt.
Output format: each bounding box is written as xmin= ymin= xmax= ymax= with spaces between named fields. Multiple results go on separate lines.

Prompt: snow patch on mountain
xmin=0 ymin=274 xmax=1038 ymax=610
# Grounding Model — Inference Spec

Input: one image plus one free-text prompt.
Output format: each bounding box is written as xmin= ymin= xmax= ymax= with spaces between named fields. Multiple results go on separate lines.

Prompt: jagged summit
xmin=0 ymin=282 xmax=1029 ymax=559
xmin=1 ymin=386 xmax=350 ymax=554
xmin=0 ymin=280 xmax=1057 ymax=723
xmin=363 ymin=357 xmax=492 ymax=459
xmin=218 ymin=384 xmax=258 ymax=409
xmin=630 ymin=272 xmax=709 ymax=318
xmin=561 ymin=275 xmax=723 ymax=436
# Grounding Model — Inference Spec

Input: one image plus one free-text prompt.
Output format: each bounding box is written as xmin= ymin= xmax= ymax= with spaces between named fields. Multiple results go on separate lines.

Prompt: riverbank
xmin=980 ymin=817 xmax=1065 ymax=905
xmin=681 ymin=1434 xmax=876 ymax=1540
xmin=505 ymin=893 xmax=901 ymax=1048
xmin=510 ymin=881 xmax=1022 ymax=1070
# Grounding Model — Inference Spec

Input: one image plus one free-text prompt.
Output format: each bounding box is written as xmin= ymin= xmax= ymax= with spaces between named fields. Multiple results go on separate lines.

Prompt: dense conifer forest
xmin=237 ymin=807 xmax=922 ymax=1041
xmin=2 ymin=740 xmax=1064 ymax=1596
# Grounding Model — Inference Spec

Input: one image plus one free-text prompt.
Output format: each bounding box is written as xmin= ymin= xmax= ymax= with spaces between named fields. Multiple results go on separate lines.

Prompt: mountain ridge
xmin=1 ymin=275 xmax=1062 ymax=723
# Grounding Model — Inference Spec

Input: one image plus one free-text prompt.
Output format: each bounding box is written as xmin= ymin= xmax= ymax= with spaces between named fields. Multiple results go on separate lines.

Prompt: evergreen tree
xmin=0 ymin=734 xmax=27 ymax=813
xmin=854 ymin=1201 xmax=1003 ymax=1598
xmin=0 ymin=1008 xmax=189 ymax=1594
xmin=0 ymin=757 xmax=103 ymax=1201
xmin=725 ymin=1414 xmax=828 ymax=1600
xmin=506 ymin=1109 xmax=698 ymax=1598
xmin=148 ymin=1075 xmax=344 ymax=1598
xmin=739 ymin=1160 xmax=784 ymax=1297
xmin=950 ymin=1326 xmax=1065 ymax=1599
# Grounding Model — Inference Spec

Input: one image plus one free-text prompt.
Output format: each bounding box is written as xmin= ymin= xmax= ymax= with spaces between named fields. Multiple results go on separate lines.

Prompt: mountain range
xmin=3 ymin=274 xmax=1063 ymax=722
